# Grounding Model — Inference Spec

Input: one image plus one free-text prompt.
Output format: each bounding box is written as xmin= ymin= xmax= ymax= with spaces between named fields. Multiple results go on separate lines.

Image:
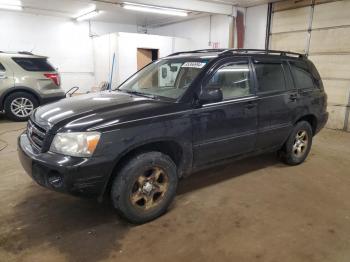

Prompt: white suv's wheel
xmin=4 ymin=92 xmax=38 ymax=121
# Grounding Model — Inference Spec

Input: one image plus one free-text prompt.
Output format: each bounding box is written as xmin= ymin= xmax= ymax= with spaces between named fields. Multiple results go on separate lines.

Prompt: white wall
xmin=0 ymin=11 xmax=141 ymax=93
xmin=244 ymin=4 xmax=268 ymax=49
xmin=118 ymin=33 xmax=187 ymax=84
xmin=90 ymin=21 xmax=138 ymax=36
xmin=149 ymin=15 xmax=231 ymax=50
xmin=0 ymin=11 xmax=95 ymax=92
xmin=92 ymin=34 xmax=119 ymax=89
xmin=93 ymin=32 xmax=192 ymax=87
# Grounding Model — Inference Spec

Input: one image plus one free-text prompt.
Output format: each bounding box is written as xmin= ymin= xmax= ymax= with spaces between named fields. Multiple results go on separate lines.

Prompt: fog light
xmin=48 ymin=175 xmax=63 ymax=188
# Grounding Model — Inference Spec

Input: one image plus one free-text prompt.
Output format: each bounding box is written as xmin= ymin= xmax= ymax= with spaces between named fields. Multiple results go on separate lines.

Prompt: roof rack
xmin=168 ymin=48 xmax=306 ymax=59
xmin=18 ymin=51 xmax=34 ymax=55
xmin=167 ymin=49 xmax=226 ymax=57
xmin=219 ymin=49 xmax=306 ymax=58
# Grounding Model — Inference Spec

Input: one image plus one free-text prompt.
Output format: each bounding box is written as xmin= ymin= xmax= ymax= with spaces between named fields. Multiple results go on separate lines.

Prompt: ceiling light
xmin=74 ymin=4 xmax=96 ymax=18
xmin=75 ymin=10 xmax=101 ymax=22
xmin=0 ymin=0 xmax=22 ymax=11
xmin=122 ymin=2 xmax=188 ymax=17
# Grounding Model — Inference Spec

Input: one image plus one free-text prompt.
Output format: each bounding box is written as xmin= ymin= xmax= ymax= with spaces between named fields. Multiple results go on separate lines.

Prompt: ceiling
xmin=14 ymin=0 xmax=280 ymax=26
xmin=200 ymin=0 xmax=280 ymax=8
xmin=15 ymin=0 xmax=199 ymax=26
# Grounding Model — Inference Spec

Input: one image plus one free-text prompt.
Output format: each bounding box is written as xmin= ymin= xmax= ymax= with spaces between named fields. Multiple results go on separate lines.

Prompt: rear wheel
xmin=111 ymin=152 xmax=178 ymax=224
xmin=280 ymin=121 xmax=313 ymax=165
xmin=4 ymin=92 xmax=38 ymax=121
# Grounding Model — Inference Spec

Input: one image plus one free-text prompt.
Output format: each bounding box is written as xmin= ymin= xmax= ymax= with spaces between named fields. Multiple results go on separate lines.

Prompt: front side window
xmin=207 ymin=61 xmax=252 ymax=100
xmin=254 ymin=63 xmax=286 ymax=93
xmin=118 ymin=58 xmax=212 ymax=100
xmin=290 ymin=61 xmax=314 ymax=90
xmin=12 ymin=57 xmax=55 ymax=72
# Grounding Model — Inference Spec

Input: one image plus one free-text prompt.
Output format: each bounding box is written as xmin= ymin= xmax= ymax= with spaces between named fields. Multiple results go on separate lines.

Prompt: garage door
xmin=270 ymin=0 xmax=350 ymax=131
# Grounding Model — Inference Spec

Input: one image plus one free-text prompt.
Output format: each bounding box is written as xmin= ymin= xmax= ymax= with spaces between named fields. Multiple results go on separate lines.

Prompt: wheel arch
xmin=0 ymin=87 xmax=41 ymax=110
xmin=100 ymin=139 xmax=192 ymax=200
xmin=295 ymin=114 xmax=317 ymax=135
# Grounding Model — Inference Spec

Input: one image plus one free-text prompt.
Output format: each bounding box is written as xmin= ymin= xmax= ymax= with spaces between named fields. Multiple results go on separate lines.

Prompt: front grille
xmin=27 ymin=120 xmax=48 ymax=152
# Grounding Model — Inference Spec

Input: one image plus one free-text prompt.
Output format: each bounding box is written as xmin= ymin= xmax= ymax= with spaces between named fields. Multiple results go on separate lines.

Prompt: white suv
xmin=0 ymin=51 xmax=65 ymax=121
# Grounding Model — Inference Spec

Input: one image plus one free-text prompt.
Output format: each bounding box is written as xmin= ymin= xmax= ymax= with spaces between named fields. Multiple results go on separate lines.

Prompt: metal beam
xmin=146 ymin=13 xmax=211 ymax=28
xmin=94 ymin=0 xmax=235 ymax=15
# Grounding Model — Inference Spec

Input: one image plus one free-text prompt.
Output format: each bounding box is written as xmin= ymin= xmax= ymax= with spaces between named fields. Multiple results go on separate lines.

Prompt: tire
xmin=4 ymin=92 xmax=39 ymax=121
xmin=280 ymin=121 xmax=313 ymax=166
xmin=111 ymin=152 xmax=178 ymax=224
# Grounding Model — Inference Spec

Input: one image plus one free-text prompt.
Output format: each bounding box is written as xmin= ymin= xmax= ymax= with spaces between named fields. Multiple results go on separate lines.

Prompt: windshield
xmin=117 ymin=57 xmax=212 ymax=100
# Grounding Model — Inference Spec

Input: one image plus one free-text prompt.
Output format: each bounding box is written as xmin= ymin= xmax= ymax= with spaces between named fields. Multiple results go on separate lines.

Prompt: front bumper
xmin=18 ymin=133 xmax=114 ymax=198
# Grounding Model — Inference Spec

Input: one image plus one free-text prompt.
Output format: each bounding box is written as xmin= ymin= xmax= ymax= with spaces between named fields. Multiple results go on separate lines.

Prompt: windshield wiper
xmin=123 ymin=90 xmax=157 ymax=99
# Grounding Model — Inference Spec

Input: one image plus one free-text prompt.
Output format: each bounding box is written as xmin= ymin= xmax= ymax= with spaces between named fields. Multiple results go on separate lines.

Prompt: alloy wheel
xmin=130 ymin=167 xmax=169 ymax=210
xmin=292 ymin=130 xmax=309 ymax=157
xmin=10 ymin=97 xmax=34 ymax=118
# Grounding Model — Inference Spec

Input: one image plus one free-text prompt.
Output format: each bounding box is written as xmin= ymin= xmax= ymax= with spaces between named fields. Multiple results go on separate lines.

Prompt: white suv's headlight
xmin=50 ymin=132 xmax=101 ymax=157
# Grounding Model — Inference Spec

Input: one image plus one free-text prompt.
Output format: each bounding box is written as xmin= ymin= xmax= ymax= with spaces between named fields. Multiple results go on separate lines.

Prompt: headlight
xmin=50 ymin=132 xmax=101 ymax=157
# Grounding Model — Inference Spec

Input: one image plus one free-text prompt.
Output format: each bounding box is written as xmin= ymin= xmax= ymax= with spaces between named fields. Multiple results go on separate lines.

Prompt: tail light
xmin=44 ymin=73 xmax=60 ymax=86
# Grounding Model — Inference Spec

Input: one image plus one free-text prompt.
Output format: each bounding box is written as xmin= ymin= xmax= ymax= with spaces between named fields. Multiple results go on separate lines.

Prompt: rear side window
xmin=12 ymin=57 xmax=55 ymax=72
xmin=254 ymin=63 xmax=286 ymax=92
xmin=0 ymin=62 xmax=5 ymax=71
xmin=290 ymin=61 xmax=314 ymax=90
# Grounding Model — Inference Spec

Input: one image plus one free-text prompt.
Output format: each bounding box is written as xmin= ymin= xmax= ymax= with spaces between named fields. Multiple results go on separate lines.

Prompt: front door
xmin=192 ymin=58 xmax=258 ymax=167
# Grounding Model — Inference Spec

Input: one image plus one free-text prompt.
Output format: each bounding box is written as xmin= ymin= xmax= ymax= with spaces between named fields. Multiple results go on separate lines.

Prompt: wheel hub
xmin=142 ymin=181 xmax=154 ymax=194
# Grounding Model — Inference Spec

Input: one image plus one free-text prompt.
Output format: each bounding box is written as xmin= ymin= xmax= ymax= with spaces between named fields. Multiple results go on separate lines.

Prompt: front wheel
xmin=111 ymin=152 xmax=178 ymax=224
xmin=280 ymin=121 xmax=313 ymax=165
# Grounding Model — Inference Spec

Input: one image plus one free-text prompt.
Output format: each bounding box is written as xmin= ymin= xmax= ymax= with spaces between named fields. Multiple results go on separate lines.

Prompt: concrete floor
xmin=0 ymin=115 xmax=350 ymax=262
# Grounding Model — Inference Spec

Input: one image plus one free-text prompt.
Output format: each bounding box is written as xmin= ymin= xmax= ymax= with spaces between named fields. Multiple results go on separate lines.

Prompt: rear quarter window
xmin=289 ymin=61 xmax=315 ymax=90
xmin=12 ymin=57 xmax=55 ymax=72
xmin=0 ymin=62 xmax=5 ymax=71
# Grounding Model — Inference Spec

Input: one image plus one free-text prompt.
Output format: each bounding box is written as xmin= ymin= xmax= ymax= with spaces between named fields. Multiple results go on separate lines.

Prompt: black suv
xmin=18 ymin=49 xmax=328 ymax=224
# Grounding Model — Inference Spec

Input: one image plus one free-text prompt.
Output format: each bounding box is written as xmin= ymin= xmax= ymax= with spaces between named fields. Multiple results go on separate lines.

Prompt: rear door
xmin=192 ymin=57 xmax=258 ymax=166
xmin=253 ymin=58 xmax=298 ymax=150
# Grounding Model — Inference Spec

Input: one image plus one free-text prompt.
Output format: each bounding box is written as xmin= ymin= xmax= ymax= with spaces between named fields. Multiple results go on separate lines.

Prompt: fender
xmin=114 ymin=137 xmax=193 ymax=175
xmin=98 ymin=137 xmax=193 ymax=201
xmin=0 ymin=86 xmax=42 ymax=110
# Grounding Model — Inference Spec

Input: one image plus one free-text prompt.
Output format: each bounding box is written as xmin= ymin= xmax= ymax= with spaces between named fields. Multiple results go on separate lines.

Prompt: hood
xmin=32 ymin=91 xmax=175 ymax=132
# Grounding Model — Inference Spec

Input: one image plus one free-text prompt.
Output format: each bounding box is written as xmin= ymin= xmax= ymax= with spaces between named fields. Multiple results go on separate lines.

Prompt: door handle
xmin=289 ymin=93 xmax=298 ymax=101
xmin=245 ymin=102 xmax=257 ymax=109
xmin=0 ymin=75 xmax=7 ymax=80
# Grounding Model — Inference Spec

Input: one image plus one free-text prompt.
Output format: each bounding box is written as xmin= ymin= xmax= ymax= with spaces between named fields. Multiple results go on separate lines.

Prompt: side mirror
xmin=198 ymin=87 xmax=223 ymax=104
xmin=170 ymin=66 xmax=178 ymax=72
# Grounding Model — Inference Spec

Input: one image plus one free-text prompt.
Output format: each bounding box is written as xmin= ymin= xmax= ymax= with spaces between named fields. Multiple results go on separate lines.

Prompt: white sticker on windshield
xmin=182 ymin=62 xmax=206 ymax=68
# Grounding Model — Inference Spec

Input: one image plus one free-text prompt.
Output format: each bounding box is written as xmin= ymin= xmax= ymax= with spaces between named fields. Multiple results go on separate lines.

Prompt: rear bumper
xmin=316 ymin=112 xmax=329 ymax=134
xmin=18 ymin=133 xmax=114 ymax=199
xmin=40 ymin=93 xmax=66 ymax=105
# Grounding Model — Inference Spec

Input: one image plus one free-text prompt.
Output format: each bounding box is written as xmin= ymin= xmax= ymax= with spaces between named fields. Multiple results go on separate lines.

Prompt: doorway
xmin=137 ymin=48 xmax=159 ymax=70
